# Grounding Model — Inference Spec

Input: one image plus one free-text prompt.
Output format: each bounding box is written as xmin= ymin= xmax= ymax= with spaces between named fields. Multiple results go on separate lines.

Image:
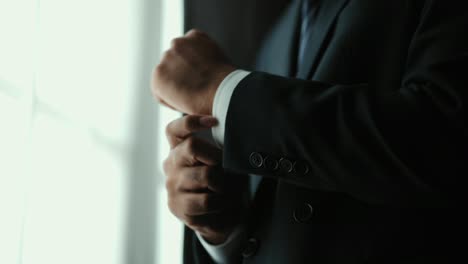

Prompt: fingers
xmin=163 ymin=138 xmax=223 ymax=192
xmin=167 ymin=192 xmax=238 ymax=237
xmin=166 ymin=115 xmax=218 ymax=148
xmin=165 ymin=162 xmax=224 ymax=215
xmin=165 ymin=165 xmax=228 ymax=229
xmin=169 ymin=193 xmax=223 ymax=218
xmin=168 ymin=166 xmax=224 ymax=193
xmin=176 ymin=137 xmax=222 ymax=166
xmin=185 ymin=28 xmax=208 ymax=38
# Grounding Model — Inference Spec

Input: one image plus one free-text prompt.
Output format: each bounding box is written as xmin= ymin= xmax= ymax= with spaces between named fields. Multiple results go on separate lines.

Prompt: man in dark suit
xmin=152 ymin=0 xmax=468 ymax=263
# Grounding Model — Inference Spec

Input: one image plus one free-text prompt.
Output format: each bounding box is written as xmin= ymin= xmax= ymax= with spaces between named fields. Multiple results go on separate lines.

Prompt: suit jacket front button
xmin=249 ymin=152 xmax=264 ymax=168
xmin=293 ymin=203 xmax=314 ymax=223
xmin=242 ymin=238 xmax=260 ymax=258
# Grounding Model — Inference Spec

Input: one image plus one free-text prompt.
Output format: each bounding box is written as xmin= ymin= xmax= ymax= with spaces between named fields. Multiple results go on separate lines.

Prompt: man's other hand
xmin=152 ymin=29 xmax=236 ymax=115
xmin=163 ymin=115 xmax=246 ymax=245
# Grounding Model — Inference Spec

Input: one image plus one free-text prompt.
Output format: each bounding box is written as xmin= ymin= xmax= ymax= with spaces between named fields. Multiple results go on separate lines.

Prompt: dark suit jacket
xmin=185 ymin=0 xmax=468 ymax=263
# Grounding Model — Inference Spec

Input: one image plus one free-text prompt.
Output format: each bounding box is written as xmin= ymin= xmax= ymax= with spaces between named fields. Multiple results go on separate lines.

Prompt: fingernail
xmin=199 ymin=116 xmax=218 ymax=127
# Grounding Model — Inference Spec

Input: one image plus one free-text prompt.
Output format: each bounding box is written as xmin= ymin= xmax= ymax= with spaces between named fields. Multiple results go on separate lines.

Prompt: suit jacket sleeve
xmin=222 ymin=0 xmax=468 ymax=206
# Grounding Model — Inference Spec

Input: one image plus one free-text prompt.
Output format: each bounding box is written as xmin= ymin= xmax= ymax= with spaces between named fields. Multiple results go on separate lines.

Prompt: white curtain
xmin=0 ymin=0 xmax=183 ymax=263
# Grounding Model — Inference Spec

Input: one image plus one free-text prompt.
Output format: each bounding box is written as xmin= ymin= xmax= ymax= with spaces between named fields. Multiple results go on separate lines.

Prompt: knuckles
xmin=169 ymin=29 xmax=207 ymax=55
xmin=170 ymin=37 xmax=187 ymax=54
xmin=161 ymin=50 xmax=172 ymax=62
xmin=186 ymin=28 xmax=206 ymax=38
xmin=152 ymin=50 xmax=173 ymax=80
xmin=152 ymin=64 xmax=166 ymax=87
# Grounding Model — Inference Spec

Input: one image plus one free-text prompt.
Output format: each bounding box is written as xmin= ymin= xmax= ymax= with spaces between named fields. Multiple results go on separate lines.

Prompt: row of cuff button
xmin=249 ymin=152 xmax=309 ymax=176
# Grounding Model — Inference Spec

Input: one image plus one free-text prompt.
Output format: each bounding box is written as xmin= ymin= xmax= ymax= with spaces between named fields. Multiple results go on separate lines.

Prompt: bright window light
xmin=0 ymin=0 xmax=184 ymax=263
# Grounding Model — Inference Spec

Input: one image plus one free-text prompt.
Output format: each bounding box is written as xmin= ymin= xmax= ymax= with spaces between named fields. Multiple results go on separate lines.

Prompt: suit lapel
xmin=255 ymin=0 xmax=301 ymax=77
xmin=296 ymin=0 xmax=349 ymax=79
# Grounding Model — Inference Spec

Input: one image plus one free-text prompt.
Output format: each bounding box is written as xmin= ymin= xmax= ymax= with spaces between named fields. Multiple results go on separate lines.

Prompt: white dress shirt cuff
xmin=212 ymin=70 xmax=251 ymax=147
xmin=196 ymin=226 xmax=245 ymax=264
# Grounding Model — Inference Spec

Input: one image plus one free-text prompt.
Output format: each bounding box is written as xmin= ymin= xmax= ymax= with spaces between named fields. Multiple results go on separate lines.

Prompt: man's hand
xmin=163 ymin=115 xmax=247 ymax=244
xmin=152 ymin=29 xmax=236 ymax=115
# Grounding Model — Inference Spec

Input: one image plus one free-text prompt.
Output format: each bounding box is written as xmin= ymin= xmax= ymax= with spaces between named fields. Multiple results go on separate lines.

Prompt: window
xmin=0 ymin=0 xmax=183 ymax=263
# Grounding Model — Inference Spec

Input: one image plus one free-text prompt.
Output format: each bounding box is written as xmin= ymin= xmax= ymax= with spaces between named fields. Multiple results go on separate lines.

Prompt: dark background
xmin=184 ymin=0 xmax=292 ymax=69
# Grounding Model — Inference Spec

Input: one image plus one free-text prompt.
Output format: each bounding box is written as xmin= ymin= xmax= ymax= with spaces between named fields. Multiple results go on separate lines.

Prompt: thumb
xmin=166 ymin=115 xmax=218 ymax=148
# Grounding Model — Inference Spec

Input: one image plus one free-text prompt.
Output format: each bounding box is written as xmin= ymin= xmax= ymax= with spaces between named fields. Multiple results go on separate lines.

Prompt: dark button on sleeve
xmin=279 ymin=158 xmax=293 ymax=173
xmin=264 ymin=156 xmax=279 ymax=171
xmin=249 ymin=152 xmax=264 ymax=168
xmin=293 ymin=160 xmax=310 ymax=176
